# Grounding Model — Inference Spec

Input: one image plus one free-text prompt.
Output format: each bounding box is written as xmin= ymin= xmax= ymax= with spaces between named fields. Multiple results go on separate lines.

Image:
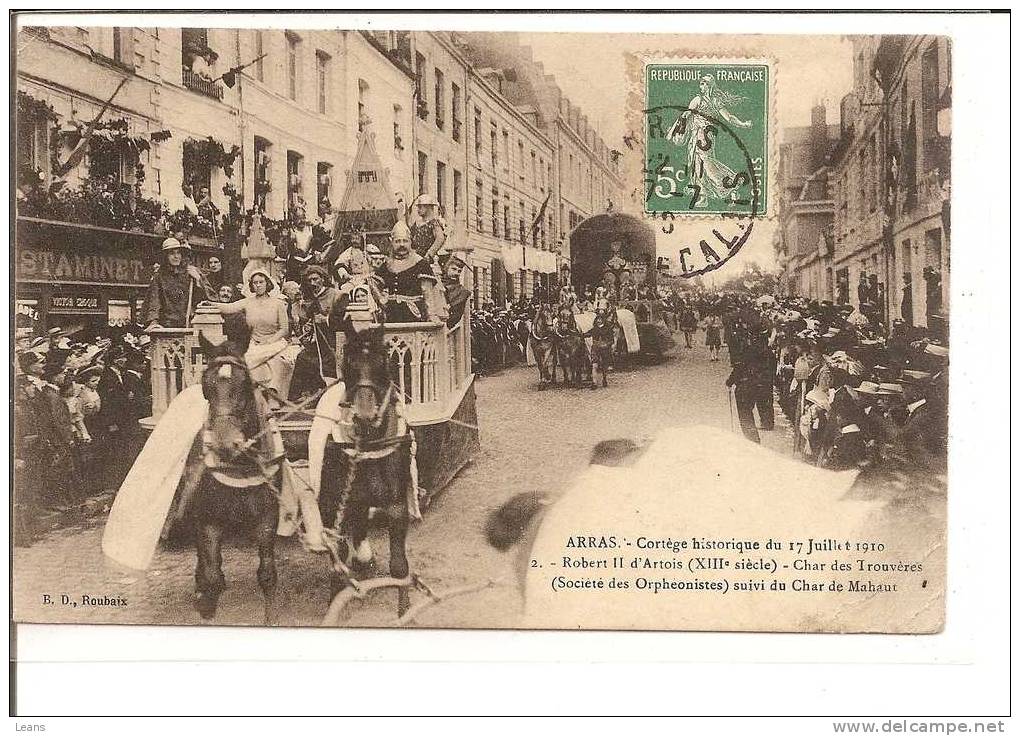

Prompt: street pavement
xmin=13 ymin=339 xmax=797 ymax=629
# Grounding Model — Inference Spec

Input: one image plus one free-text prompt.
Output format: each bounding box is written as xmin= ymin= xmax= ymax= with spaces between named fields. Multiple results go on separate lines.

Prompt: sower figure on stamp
xmin=669 ymin=74 xmax=752 ymax=208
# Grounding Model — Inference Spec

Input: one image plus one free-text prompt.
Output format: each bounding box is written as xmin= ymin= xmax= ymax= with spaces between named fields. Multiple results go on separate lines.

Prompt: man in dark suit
xmin=96 ymin=344 xmax=136 ymax=491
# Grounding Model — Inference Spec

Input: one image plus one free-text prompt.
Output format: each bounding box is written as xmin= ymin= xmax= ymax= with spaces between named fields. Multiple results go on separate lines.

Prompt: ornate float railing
xmin=144 ymin=304 xmax=473 ymax=427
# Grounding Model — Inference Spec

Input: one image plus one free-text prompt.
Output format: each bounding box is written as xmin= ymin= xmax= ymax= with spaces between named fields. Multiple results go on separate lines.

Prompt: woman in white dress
xmin=210 ymin=270 xmax=294 ymax=399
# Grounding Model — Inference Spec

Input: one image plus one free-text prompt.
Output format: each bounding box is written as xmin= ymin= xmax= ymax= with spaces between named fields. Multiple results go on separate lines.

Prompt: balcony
xmin=183 ymin=69 xmax=224 ymax=101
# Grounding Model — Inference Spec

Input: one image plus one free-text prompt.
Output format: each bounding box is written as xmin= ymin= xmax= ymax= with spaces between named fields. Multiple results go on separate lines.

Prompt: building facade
xmin=774 ymin=105 xmax=840 ymax=301
xmin=779 ymin=34 xmax=946 ymax=326
xmin=15 ymin=24 xmax=629 ymax=334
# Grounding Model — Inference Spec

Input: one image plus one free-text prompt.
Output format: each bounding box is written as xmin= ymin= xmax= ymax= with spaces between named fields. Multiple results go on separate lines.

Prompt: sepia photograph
xmin=11 ymin=18 xmax=956 ymax=635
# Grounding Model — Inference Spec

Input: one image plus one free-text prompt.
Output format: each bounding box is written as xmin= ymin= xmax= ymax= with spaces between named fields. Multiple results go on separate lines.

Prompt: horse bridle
xmin=203 ymin=355 xmax=255 ymax=429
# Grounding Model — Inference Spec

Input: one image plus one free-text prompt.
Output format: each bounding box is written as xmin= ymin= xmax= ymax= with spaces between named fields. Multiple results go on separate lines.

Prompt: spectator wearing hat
xmin=703 ymin=311 xmax=723 ymax=361
xmin=14 ymin=373 xmax=44 ymax=544
xmin=33 ymin=359 xmax=76 ymax=507
xmin=146 ymin=237 xmax=216 ymax=329
xmin=76 ymin=365 xmax=103 ymax=442
xmin=725 ymin=331 xmax=775 ymax=444
xmin=409 ymin=193 xmax=447 ymax=260
xmin=894 ymin=373 xmax=946 ymax=465
xmin=95 ymin=343 xmax=136 ymax=491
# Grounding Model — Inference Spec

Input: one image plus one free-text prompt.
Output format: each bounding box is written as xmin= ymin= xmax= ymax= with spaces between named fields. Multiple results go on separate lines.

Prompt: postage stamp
xmin=644 ymin=61 xmax=770 ymax=217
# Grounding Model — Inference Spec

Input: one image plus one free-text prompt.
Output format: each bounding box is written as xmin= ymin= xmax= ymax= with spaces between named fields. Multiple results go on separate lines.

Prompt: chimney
xmin=810 ymin=103 xmax=828 ymax=171
xmin=811 ymin=103 xmax=826 ymax=129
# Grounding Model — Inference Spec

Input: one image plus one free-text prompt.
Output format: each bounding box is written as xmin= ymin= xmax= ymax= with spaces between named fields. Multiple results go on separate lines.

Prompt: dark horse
xmin=319 ymin=322 xmax=415 ymax=615
xmin=585 ymin=300 xmax=616 ymax=389
xmin=529 ymin=302 xmax=558 ymax=389
xmin=193 ymin=335 xmax=279 ymax=624
xmin=554 ymin=305 xmax=586 ymax=387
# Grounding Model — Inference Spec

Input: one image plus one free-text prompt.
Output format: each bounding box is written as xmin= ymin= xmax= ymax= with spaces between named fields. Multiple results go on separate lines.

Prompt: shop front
xmin=15 ymin=216 xmax=220 ymax=338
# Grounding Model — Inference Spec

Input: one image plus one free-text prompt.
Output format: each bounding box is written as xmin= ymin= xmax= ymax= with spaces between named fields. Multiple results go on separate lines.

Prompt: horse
xmin=585 ymin=300 xmax=616 ymax=389
xmin=192 ymin=334 xmax=280 ymax=624
xmin=554 ymin=305 xmax=586 ymax=387
xmin=318 ymin=322 xmax=416 ymax=616
xmin=529 ymin=302 xmax=558 ymax=389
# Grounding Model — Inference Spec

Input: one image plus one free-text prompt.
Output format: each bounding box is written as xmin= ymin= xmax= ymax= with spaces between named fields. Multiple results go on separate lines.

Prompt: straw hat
xmin=161 ymin=236 xmax=191 ymax=252
xmin=805 ymin=387 xmax=831 ymax=411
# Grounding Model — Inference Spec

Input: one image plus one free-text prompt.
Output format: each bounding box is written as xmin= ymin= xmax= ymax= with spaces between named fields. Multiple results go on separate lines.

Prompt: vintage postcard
xmin=12 ymin=17 xmax=950 ymax=634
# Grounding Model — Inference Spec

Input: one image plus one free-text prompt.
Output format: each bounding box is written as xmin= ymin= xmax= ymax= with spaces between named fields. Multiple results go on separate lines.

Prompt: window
xmin=491 ymin=188 xmax=499 ymax=236
xmin=315 ymin=51 xmax=330 ymax=114
xmin=867 ymin=134 xmax=877 ymax=213
xmin=921 ymin=44 xmax=940 ymax=171
xmin=287 ymin=150 xmax=304 ymax=216
xmin=393 ymin=104 xmax=404 ymax=152
xmin=254 ymin=30 xmax=264 ymax=81
xmin=415 ymin=53 xmax=427 ymax=120
xmin=453 ymin=169 xmax=462 ymax=213
xmin=518 ymin=200 xmax=526 ymax=243
xmin=357 ymin=79 xmax=369 ymax=133
xmin=254 ymin=136 xmax=272 ymax=212
xmin=181 ymin=28 xmax=210 ymax=72
xmin=474 ymin=108 xmax=482 ymax=159
xmin=451 ymin=83 xmax=462 ymax=141
xmin=434 ymin=68 xmax=445 ymax=130
xmin=857 ymin=151 xmax=867 ymax=222
xmin=517 ymin=140 xmax=524 ymax=180
xmin=317 ymin=162 xmax=333 ymax=217
xmin=531 ymin=206 xmax=538 ymax=247
xmin=531 ymin=151 xmax=537 ymax=188
xmin=418 ymin=151 xmax=428 ymax=196
xmin=504 ymin=131 xmax=511 ymax=173
xmin=436 ymin=161 xmax=446 ymax=210
xmin=93 ymin=27 xmax=135 ymax=67
xmin=475 ymin=180 xmax=483 ymax=232
xmin=472 ymin=266 xmax=480 ymax=307
xmin=503 ymin=202 xmax=511 ymax=240
xmin=490 ymin=126 xmax=498 ymax=169
xmin=835 ymin=268 xmax=849 ymax=305
xmin=286 ymin=32 xmax=300 ymax=101
xmin=16 ymin=103 xmax=51 ymax=180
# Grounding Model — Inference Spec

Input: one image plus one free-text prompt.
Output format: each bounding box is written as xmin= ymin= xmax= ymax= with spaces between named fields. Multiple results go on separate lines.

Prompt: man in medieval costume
xmin=377 ymin=220 xmax=447 ymax=323
xmin=288 ymin=265 xmax=344 ymax=401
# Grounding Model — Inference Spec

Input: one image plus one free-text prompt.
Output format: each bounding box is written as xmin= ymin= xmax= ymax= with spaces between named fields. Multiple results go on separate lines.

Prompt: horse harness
xmin=202 ymin=355 xmax=284 ymax=492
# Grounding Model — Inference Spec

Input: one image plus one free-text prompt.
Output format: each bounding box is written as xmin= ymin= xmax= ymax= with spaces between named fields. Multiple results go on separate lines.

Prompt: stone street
xmin=12 ymin=341 xmax=824 ymax=629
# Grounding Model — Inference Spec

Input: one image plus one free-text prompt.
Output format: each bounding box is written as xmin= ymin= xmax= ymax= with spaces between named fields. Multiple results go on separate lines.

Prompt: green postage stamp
xmin=645 ymin=61 xmax=770 ymax=216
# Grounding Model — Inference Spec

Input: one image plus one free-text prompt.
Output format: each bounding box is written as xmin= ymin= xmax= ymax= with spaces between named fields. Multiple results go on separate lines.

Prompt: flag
xmin=529 ymin=192 xmax=552 ymax=234
xmin=54 ymin=77 xmax=128 ymax=178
